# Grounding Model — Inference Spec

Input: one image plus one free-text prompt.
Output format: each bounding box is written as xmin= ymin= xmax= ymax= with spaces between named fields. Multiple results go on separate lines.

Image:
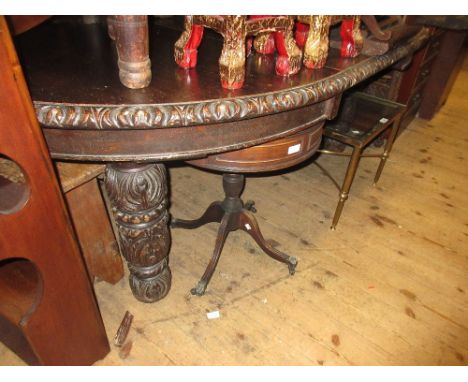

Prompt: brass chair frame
xmin=317 ymin=92 xmax=405 ymax=229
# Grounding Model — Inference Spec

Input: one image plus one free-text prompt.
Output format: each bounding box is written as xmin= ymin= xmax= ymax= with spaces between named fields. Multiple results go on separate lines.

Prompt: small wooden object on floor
xmin=114 ymin=311 xmax=134 ymax=347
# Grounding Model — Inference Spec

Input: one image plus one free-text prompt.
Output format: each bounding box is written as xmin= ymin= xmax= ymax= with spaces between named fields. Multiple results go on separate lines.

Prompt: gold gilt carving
xmin=347 ymin=16 xmax=364 ymax=56
xmin=253 ymin=32 xmax=274 ymax=54
xmin=219 ymin=16 xmax=246 ymax=89
xmin=174 ymin=16 xmax=194 ymax=66
xmin=174 ymin=15 xmax=302 ymax=89
xmin=299 ymin=16 xmax=332 ymax=69
xmin=36 ymin=29 xmax=431 ymax=130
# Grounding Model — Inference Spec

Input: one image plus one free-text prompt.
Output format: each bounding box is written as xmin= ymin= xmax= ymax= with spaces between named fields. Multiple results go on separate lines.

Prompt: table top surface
xmin=15 ymin=17 xmax=431 ymax=131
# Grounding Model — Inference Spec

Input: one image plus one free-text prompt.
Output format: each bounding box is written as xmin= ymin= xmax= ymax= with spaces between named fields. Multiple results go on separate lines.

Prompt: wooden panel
xmin=7 ymin=16 xmax=51 ymax=35
xmin=65 ymin=179 xmax=124 ymax=284
xmin=1 ymin=158 xmax=123 ymax=284
xmin=56 ymin=162 xmax=104 ymax=193
xmin=0 ymin=16 xmax=109 ymax=365
xmin=418 ymin=30 xmax=467 ymax=120
xmin=189 ymin=124 xmax=323 ymax=173
xmin=421 ymin=30 xmax=443 ymax=64
xmin=396 ymin=45 xmax=427 ymax=105
xmin=0 ymin=259 xmax=40 ymax=325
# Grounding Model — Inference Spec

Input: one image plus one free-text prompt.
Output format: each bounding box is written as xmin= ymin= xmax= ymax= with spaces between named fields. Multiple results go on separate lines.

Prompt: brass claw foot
xmin=191 ymin=280 xmax=208 ymax=296
xmin=244 ymin=200 xmax=256 ymax=213
xmin=288 ymin=256 xmax=298 ymax=275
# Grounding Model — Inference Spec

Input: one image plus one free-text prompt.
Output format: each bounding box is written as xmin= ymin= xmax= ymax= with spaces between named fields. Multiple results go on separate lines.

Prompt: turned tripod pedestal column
xmin=174 ymin=124 xmax=325 ymax=295
xmin=172 ymin=173 xmax=297 ymax=296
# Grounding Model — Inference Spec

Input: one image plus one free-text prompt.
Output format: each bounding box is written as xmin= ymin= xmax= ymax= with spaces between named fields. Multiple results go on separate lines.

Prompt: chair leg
xmin=294 ymin=21 xmax=309 ymax=48
xmin=110 ymin=16 xmax=151 ymax=89
xmin=340 ymin=16 xmax=363 ymax=58
xmin=191 ymin=213 xmax=233 ymax=296
xmin=171 ymin=201 xmax=224 ymax=229
xmin=174 ymin=16 xmax=204 ymax=69
xmin=302 ymin=16 xmax=331 ymax=69
xmin=274 ymin=28 xmax=302 ymax=76
xmin=374 ymin=117 xmax=402 ymax=185
xmin=254 ymin=32 xmax=276 ymax=54
xmin=239 ymin=209 xmax=297 ymax=275
xmin=331 ymin=147 xmax=362 ymax=230
xmin=219 ymin=16 xmax=246 ymax=89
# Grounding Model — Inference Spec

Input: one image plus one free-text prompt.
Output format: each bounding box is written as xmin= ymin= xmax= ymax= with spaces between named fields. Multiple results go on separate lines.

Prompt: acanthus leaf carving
xmin=104 ymin=163 xmax=172 ymax=303
xmin=34 ymin=28 xmax=431 ymax=130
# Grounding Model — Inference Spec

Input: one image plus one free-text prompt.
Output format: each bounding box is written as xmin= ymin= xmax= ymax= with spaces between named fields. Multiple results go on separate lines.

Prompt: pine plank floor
xmin=1 ymin=53 xmax=467 ymax=366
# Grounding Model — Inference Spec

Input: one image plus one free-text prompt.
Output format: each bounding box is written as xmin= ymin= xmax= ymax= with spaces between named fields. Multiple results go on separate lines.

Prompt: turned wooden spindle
xmin=109 ymin=15 xmax=152 ymax=89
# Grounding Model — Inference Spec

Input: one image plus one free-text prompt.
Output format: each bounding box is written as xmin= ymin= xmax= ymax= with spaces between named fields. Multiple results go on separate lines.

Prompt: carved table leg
xmin=249 ymin=16 xmax=275 ymax=55
xmin=340 ymin=16 xmax=363 ymax=58
xmin=104 ymin=163 xmax=171 ymax=303
xmin=109 ymin=16 xmax=151 ymax=89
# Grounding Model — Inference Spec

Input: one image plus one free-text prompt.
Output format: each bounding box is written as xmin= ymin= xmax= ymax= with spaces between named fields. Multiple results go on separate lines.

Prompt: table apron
xmin=43 ymin=99 xmax=337 ymax=162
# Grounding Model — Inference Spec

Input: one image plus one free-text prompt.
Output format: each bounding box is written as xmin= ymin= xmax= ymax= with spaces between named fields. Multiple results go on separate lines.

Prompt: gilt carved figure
xmin=174 ymin=15 xmax=302 ymax=89
xmin=255 ymin=16 xmax=391 ymax=70
xmin=294 ymin=15 xmax=392 ymax=69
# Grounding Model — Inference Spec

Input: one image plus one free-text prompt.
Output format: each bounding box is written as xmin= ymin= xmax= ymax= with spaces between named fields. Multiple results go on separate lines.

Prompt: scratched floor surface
xmin=1 ymin=54 xmax=467 ymax=366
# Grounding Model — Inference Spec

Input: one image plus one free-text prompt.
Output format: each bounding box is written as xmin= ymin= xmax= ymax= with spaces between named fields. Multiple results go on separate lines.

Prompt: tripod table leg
xmin=239 ymin=210 xmax=297 ymax=275
xmin=171 ymin=201 xmax=224 ymax=229
xmin=191 ymin=213 xmax=233 ymax=296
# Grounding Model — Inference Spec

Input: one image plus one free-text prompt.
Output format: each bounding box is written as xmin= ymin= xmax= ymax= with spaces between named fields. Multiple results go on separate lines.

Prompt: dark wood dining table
xmin=13 ymin=16 xmax=431 ymax=303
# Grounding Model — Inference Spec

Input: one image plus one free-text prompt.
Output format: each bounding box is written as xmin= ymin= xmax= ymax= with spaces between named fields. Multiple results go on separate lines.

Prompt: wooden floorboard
xmin=1 ymin=53 xmax=467 ymax=366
